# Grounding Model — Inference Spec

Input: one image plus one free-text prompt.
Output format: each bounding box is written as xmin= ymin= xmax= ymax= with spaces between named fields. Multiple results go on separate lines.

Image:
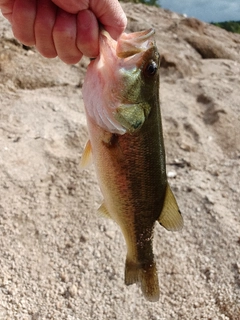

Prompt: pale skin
xmin=0 ymin=0 xmax=127 ymax=64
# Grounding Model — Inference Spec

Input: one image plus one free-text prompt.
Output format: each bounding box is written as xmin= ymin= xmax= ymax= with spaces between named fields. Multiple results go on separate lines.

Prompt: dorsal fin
xmin=158 ymin=183 xmax=183 ymax=231
xmin=80 ymin=140 xmax=93 ymax=169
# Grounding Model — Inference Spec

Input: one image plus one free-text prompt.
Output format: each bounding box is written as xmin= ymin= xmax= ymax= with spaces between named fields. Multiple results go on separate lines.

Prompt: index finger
xmin=52 ymin=0 xmax=127 ymax=39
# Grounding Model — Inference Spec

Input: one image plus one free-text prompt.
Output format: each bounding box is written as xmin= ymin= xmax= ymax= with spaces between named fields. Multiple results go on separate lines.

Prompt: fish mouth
xmin=118 ymin=28 xmax=155 ymax=44
xmin=98 ymin=28 xmax=156 ymax=64
xmin=116 ymin=28 xmax=155 ymax=58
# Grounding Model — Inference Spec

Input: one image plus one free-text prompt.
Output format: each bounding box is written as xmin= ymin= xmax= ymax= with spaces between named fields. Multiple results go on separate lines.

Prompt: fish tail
xmin=125 ymin=258 xmax=160 ymax=302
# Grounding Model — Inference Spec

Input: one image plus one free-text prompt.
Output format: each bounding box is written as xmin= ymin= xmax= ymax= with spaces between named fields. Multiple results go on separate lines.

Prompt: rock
xmin=184 ymin=34 xmax=240 ymax=61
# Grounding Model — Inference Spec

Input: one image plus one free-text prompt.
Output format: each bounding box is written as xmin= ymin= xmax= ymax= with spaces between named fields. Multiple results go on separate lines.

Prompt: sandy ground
xmin=0 ymin=3 xmax=239 ymax=319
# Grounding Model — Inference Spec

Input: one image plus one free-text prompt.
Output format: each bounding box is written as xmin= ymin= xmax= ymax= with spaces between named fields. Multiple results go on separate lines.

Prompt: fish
xmin=81 ymin=28 xmax=183 ymax=302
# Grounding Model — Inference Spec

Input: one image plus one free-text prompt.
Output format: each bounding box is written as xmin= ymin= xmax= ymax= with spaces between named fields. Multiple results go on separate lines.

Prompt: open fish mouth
xmin=97 ymin=28 xmax=156 ymax=68
xmin=118 ymin=28 xmax=155 ymax=43
xmin=116 ymin=28 xmax=156 ymax=58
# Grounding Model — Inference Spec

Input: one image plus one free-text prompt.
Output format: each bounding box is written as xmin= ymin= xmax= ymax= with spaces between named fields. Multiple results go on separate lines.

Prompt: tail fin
xmin=125 ymin=258 xmax=160 ymax=302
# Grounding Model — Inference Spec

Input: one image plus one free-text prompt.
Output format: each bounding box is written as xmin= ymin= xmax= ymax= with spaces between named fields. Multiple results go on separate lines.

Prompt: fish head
xmin=82 ymin=28 xmax=160 ymax=134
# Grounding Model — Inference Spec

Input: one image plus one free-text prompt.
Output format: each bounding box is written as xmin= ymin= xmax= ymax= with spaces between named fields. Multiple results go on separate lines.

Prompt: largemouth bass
xmin=81 ymin=29 xmax=183 ymax=302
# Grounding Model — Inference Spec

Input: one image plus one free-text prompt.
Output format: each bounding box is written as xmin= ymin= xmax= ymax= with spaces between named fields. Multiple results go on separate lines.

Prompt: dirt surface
xmin=0 ymin=3 xmax=240 ymax=319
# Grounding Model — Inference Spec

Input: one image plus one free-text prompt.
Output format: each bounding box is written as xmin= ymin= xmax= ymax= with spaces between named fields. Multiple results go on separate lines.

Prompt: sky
xmin=159 ymin=0 xmax=240 ymax=23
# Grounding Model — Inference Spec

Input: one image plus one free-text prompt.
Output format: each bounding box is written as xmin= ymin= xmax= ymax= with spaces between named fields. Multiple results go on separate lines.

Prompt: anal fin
xmin=158 ymin=183 xmax=183 ymax=231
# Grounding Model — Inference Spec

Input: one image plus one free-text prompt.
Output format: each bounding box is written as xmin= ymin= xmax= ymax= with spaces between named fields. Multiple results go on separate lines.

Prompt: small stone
xmin=60 ymin=272 xmax=68 ymax=283
xmin=205 ymin=195 xmax=215 ymax=205
xmin=26 ymin=50 xmax=35 ymax=56
xmin=68 ymin=284 xmax=78 ymax=298
xmin=105 ymin=230 xmax=115 ymax=239
xmin=180 ymin=143 xmax=191 ymax=151
xmin=167 ymin=171 xmax=177 ymax=178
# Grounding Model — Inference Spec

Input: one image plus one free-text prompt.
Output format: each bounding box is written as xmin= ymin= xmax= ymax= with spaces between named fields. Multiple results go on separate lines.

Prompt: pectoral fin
xmin=98 ymin=202 xmax=112 ymax=219
xmin=158 ymin=183 xmax=183 ymax=231
xmin=80 ymin=140 xmax=93 ymax=169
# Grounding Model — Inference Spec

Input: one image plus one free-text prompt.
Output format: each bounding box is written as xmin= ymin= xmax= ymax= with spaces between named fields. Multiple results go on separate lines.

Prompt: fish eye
xmin=144 ymin=60 xmax=158 ymax=77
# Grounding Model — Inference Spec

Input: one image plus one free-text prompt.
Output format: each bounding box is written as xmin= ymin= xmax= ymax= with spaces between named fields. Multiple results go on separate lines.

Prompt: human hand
xmin=0 ymin=0 xmax=127 ymax=64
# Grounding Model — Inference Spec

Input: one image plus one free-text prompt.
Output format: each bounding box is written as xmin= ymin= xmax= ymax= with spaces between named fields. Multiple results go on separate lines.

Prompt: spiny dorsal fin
xmin=80 ymin=140 xmax=93 ymax=169
xmin=158 ymin=183 xmax=183 ymax=231
xmin=98 ymin=202 xmax=112 ymax=219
